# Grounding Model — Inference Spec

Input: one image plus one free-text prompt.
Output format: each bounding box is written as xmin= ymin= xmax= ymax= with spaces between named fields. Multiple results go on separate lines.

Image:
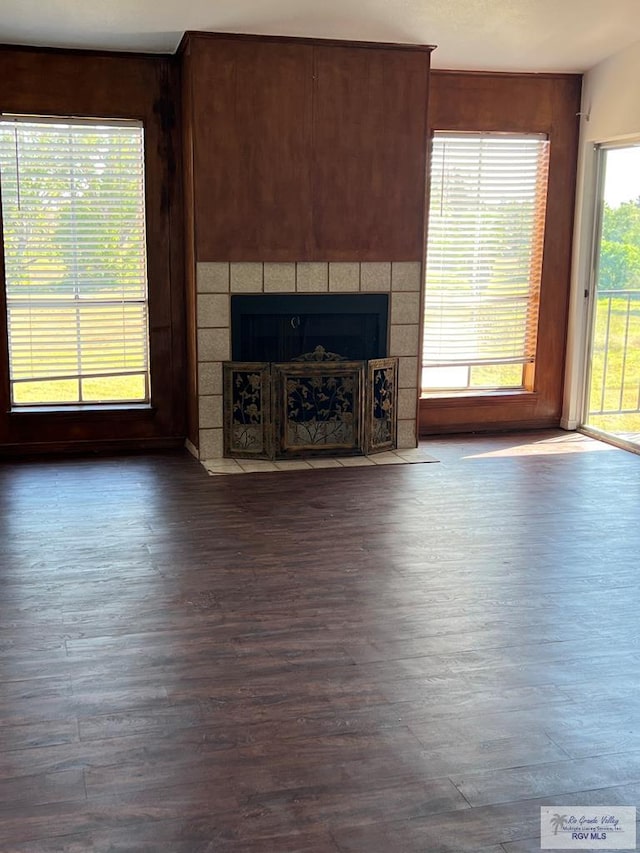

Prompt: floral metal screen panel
xmin=272 ymin=361 xmax=365 ymax=457
xmin=223 ymin=362 xmax=272 ymax=458
xmin=365 ymin=357 xmax=398 ymax=454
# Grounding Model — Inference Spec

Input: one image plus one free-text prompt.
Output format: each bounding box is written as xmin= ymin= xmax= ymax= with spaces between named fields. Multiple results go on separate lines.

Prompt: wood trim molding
xmin=179 ymin=30 xmax=435 ymax=56
xmin=0 ymin=437 xmax=186 ymax=458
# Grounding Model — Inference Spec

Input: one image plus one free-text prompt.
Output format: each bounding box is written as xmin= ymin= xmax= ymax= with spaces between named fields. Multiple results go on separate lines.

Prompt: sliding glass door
xmin=583 ymin=144 xmax=640 ymax=449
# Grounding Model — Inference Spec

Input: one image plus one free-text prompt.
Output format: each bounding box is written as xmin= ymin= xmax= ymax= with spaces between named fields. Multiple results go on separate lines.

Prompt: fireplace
xmin=231 ymin=293 xmax=389 ymax=362
xmin=225 ymin=293 xmax=396 ymax=459
xmin=191 ymin=260 xmax=422 ymax=461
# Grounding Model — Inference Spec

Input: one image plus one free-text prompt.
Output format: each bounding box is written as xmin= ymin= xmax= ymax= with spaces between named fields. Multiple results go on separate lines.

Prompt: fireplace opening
xmin=231 ymin=294 xmax=388 ymax=362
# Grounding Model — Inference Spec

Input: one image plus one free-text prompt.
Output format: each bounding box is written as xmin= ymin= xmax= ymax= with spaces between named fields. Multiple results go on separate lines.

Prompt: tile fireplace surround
xmin=190 ymin=260 xmax=422 ymax=461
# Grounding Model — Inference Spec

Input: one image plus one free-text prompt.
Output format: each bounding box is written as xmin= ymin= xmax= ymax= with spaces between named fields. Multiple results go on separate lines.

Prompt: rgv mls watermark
xmin=541 ymin=807 xmax=636 ymax=849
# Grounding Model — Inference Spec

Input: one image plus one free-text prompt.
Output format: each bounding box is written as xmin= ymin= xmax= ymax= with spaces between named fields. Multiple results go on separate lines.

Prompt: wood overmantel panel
xmin=180 ymin=32 xmax=432 ymax=263
xmin=312 ymin=44 xmax=430 ymax=260
xmin=186 ymin=36 xmax=315 ymax=261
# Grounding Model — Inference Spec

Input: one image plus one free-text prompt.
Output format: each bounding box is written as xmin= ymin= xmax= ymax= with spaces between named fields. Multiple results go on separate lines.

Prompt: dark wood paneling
xmin=187 ymin=36 xmax=314 ymax=262
xmin=420 ymin=71 xmax=582 ymax=435
xmin=427 ymin=71 xmax=561 ymax=133
xmin=0 ymin=46 xmax=186 ymax=454
xmin=1 ymin=431 xmax=639 ymax=847
xmin=182 ymin=33 xmax=432 ymax=263
xmin=312 ymin=45 xmax=430 ymax=260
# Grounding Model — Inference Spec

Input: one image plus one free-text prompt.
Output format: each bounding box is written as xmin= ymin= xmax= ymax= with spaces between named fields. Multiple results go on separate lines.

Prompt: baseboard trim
xmin=0 ymin=436 xmax=186 ymax=459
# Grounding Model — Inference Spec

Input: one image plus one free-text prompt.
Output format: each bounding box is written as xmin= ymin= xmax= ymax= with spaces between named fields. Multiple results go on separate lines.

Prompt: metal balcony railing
xmin=588 ymin=289 xmax=640 ymax=420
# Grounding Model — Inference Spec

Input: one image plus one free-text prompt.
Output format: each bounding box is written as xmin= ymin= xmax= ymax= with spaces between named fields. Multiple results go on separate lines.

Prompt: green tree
xmin=598 ymin=198 xmax=640 ymax=291
xmin=599 ymin=239 xmax=640 ymax=290
xmin=0 ymin=123 xmax=146 ymax=298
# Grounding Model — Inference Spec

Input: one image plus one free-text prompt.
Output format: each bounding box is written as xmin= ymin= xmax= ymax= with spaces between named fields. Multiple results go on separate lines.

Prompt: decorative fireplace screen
xmin=223 ymin=349 xmax=398 ymax=459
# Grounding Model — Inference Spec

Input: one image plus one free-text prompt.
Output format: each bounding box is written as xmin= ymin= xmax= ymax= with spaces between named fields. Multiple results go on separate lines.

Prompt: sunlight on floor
xmin=463 ymin=432 xmax=616 ymax=459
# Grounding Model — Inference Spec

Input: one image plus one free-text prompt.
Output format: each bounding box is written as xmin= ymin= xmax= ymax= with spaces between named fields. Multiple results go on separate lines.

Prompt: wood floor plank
xmin=0 ymin=718 xmax=79 ymax=752
xmin=332 ymin=784 xmax=640 ymax=852
xmin=1 ymin=824 xmax=340 ymax=853
xmin=0 ymin=769 xmax=85 ymax=811
xmin=0 ymin=431 xmax=639 ymax=849
xmin=453 ymin=750 xmax=640 ymax=807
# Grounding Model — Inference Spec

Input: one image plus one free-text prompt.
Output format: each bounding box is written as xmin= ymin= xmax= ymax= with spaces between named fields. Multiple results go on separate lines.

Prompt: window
xmin=0 ymin=116 xmax=150 ymax=407
xmin=423 ymin=132 xmax=550 ymax=394
xmin=583 ymin=143 xmax=640 ymax=447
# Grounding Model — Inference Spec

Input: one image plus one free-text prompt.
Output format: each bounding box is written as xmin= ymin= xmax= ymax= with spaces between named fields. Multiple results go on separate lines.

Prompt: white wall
xmin=563 ymin=39 xmax=640 ymax=429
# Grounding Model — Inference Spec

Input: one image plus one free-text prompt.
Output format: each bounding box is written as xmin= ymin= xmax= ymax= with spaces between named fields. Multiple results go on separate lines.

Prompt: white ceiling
xmin=0 ymin=0 xmax=638 ymax=73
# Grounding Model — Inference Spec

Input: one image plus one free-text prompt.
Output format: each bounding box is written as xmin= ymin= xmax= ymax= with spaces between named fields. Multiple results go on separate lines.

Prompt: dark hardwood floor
xmin=0 ymin=430 xmax=639 ymax=852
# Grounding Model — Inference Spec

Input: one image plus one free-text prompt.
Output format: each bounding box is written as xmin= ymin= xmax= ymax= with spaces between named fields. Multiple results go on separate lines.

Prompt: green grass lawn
xmin=8 ymin=301 xmax=148 ymax=405
xmin=13 ymin=374 xmax=146 ymax=405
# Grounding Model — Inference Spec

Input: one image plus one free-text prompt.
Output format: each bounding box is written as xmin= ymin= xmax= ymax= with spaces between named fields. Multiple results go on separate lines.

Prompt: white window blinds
xmin=0 ymin=116 xmax=150 ymax=406
xmin=424 ymin=132 xmax=550 ymax=376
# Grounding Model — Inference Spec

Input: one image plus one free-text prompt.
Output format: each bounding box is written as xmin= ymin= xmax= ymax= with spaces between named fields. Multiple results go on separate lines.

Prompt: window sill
xmin=420 ymin=390 xmax=538 ymax=408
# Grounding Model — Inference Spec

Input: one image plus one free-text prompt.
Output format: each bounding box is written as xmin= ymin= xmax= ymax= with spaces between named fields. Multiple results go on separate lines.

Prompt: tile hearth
xmin=202 ymin=445 xmax=438 ymax=476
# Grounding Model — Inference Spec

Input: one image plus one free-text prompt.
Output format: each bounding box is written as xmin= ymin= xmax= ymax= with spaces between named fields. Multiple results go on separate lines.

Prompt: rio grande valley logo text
xmin=550 ymin=812 xmax=618 ymax=840
xmin=540 ymin=806 xmax=636 ymax=850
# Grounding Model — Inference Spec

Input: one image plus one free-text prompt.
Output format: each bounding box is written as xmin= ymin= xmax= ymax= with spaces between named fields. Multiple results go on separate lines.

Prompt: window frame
xmin=0 ymin=47 xmax=185 ymax=455
xmin=419 ymin=71 xmax=581 ymax=435
xmin=422 ymin=130 xmax=550 ymax=396
xmin=0 ymin=114 xmax=152 ymax=411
